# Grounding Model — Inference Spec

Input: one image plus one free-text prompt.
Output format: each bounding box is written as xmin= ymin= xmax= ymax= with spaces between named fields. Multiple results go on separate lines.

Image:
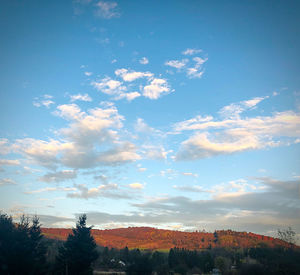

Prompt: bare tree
xmin=277 ymin=227 xmax=297 ymax=245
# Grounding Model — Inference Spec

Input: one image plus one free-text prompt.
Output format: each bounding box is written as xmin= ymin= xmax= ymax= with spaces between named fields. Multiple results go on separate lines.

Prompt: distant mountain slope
xmin=42 ymin=226 xmax=293 ymax=250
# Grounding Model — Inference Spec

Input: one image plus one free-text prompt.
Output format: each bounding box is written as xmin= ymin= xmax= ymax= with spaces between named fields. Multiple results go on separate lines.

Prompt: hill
xmin=41 ymin=226 xmax=293 ymax=250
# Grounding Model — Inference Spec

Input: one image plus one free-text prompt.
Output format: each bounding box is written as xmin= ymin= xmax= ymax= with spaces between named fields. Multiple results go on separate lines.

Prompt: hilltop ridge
xmin=42 ymin=226 xmax=294 ymax=250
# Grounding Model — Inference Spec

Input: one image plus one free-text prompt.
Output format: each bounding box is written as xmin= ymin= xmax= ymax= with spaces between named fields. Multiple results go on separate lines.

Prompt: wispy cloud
xmin=165 ymin=51 xmax=207 ymax=79
xmin=0 ymin=159 xmax=20 ymax=166
xmin=182 ymin=48 xmax=202 ymax=56
xmin=92 ymin=77 xmax=127 ymax=95
xmin=165 ymin=59 xmax=188 ymax=69
xmin=219 ymin=96 xmax=268 ymax=118
xmin=94 ymin=1 xmax=120 ymax=19
xmin=24 ymin=187 xmax=58 ymax=194
xmin=139 ymin=57 xmax=149 ymax=65
xmin=84 ymin=71 xmax=93 ymax=76
xmin=0 ymin=178 xmax=16 ymax=186
xmin=173 ymin=185 xmax=208 ymax=193
xmin=39 ymin=170 xmax=77 ymax=183
xmin=186 ymin=57 xmax=207 ymax=78
xmin=67 ymin=183 xmax=130 ymax=199
xmin=33 ymin=94 xmax=55 ymax=108
xmin=182 ymin=172 xmax=198 ymax=177
xmin=70 ymin=93 xmax=92 ymax=102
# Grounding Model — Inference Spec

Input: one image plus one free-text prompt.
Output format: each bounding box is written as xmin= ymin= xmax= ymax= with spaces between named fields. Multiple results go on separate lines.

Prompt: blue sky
xmin=0 ymin=0 xmax=300 ymax=240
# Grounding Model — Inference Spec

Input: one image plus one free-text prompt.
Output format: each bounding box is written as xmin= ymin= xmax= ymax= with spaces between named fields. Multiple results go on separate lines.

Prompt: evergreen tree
xmin=57 ymin=214 xmax=98 ymax=275
xmin=168 ymin=248 xmax=176 ymax=269
xmin=0 ymin=213 xmax=46 ymax=275
xmin=29 ymin=215 xmax=47 ymax=274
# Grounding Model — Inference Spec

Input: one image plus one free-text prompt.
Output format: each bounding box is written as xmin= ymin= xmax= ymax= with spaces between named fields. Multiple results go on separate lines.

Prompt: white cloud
xmin=14 ymin=138 xmax=73 ymax=169
xmin=33 ymin=100 xmax=55 ymax=108
xmin=134 ymin=118 xmax=155 ymax=133
xmin=173 ymin=115 xmax=214 ymax=132
xmin=186 ymin=68 xmax=204 ymax=78
xmin=94 ymin=1 xmax=120 ymax=19
xmin=15 ymin=104 xmax=140 ymax=169
xmin=33 ymin=94 xmax=55 ymax=108
xmin=111 ymin=59 xmax=117 ymax=64
xmin=92 ymin=68 xmax=172 ymax=101
xmin=115 ymin=92 xmax=141 ymax=101
xmin=174 ymin=96 xmax=300 ymax=160
xmin=96 ymin=142 xmax=141 ymax=164
xmin=165 ymin=59 xmax=188 ymax=69
xmin=182 ymin=48 xmax=202 ymax=56
xmin=129 ymin=182 xmax=144 ymax=189
xmin=115 ymin=68 xmax=153 ymax=82
xmin=55 ymin=103 xmax=83 ymax=120
xmin=143 ymin=78 xmax=171 ymax=99
xmin=91 ymin=77 xmax=127 ymax=95
xmin=139 ymin=57 xmax=149 ymax=65
xmin=186 ymin=57 xmax=207 ymax=79
xmin=142 ymin=145 xmax=169 ymax=160
xmin=219 ymin=96 xmax=268 ymax=118
xmin=176 ymin=131 xmax=265 ymax=160
xmin=84 ymin=71 xmax=93 ymax=76
xmin=70 ymin=93 xmax=92 ymax=102
xmin=0 ymin=178 xmax=16 ymax=186
xmin=182 ymin=172 xmax=198 ymax=177
xmin=165 ymin=51 xmax=207 ymax=79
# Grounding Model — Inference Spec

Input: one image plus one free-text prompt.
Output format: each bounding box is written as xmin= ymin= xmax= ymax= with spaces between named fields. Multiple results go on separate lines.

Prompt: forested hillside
xmin=42 ymin=226 xmax=294 ymax=250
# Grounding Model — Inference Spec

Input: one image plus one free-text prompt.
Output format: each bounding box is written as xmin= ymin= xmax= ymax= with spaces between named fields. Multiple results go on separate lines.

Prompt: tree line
xmin=1 ymin=212 xmax=299 ymax=275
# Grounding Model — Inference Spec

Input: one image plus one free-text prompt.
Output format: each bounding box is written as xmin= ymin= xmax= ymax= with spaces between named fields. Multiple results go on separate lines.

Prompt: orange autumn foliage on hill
xmin=42 ymin=227 xmax=293 ymax=250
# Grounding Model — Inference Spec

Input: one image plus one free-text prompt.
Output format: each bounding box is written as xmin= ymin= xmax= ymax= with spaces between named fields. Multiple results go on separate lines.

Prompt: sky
xmin=0 ymin=0 xmax=300 ymax=241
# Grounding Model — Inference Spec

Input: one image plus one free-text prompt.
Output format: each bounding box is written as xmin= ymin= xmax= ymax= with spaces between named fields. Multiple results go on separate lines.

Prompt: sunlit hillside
xmin=42 ymin=226 xmax=294 ymax=250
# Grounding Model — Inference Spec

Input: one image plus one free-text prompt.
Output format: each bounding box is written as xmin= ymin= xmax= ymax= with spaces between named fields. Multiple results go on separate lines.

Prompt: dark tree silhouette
xmin=29 ymin=215 xmax=47 ymax=273
xmin=57 ymin=214 xmax=98 ymax=275
xmin=0 ymin=213 xmax=46 ymax=275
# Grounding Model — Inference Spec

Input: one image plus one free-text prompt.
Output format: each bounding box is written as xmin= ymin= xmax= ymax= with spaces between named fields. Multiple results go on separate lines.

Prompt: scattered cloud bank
xmin=13 ymin=103 xmax=140 ymax=170
xmin=92 ymin=68 xmax=172 ymax=101
xmin=165 ymin=49 xmax=207 ymax=79
xmin=174 ymin=97 xmax=300 ymax=160
xmin=33 ymin=94 xmax=55 ymax=108
xmin=67 ymin=183 xmax=130 ymax=199
xmin=35 ymin=177 xmax=300 ymax=237
xmin=39 ymin=170 xmax=77 ymax=183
